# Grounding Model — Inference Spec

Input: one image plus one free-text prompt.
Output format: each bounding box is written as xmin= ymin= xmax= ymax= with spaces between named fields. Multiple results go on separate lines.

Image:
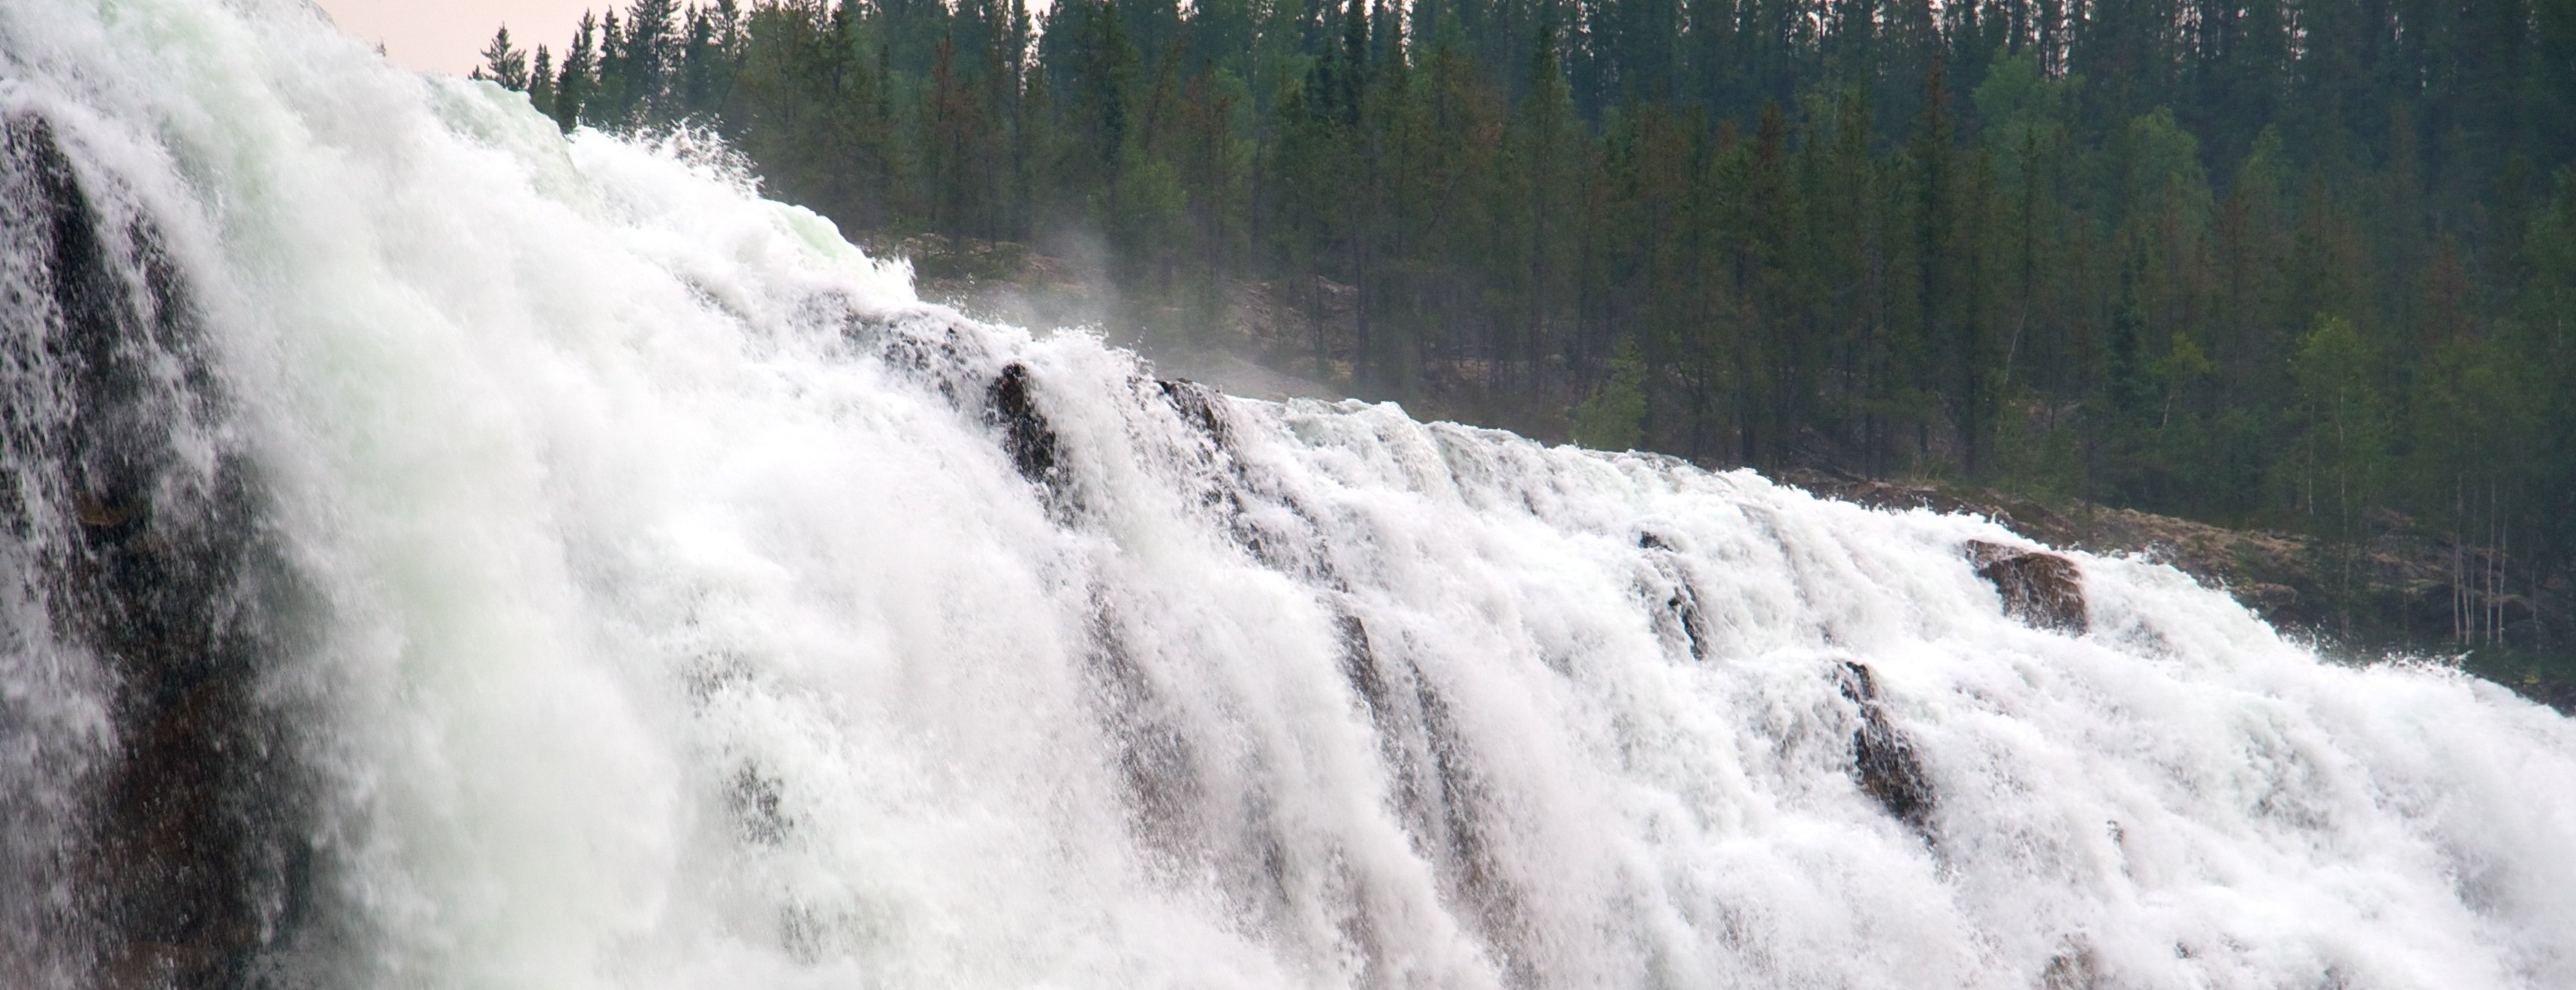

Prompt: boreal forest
xmin=471 ymin=0 xmax=2576 ymax=677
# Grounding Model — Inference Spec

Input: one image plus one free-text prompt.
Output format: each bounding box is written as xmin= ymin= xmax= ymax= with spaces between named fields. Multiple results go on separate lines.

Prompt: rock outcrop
xmin=1968 ymin=541 xmax=2089 ymax=634
xmin=1781 ymin=469 xmax=2574 ymax=711
xmin=987 ymin=362 xmax=1061 ymax=487
xmin=1836 ymin=662 xmax=1935 ymax=835
xmin=2 ymin=113 xmax=328 ymax=989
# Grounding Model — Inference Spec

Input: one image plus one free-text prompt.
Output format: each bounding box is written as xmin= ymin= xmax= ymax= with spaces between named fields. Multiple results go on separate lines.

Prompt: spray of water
xmin=2 ymin=2 xmax=2572 ymax=987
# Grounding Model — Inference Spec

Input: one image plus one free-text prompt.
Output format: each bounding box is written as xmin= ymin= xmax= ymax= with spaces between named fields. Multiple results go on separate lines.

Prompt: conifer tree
xmin=588 ymin=8 xmax=627 ymax=127
xmin=622 ymin=0 xmax=681 ymax=122
xmin=529 ymin=47 xmax=557 ymax=117
xmin=475 ymin=26 xmax=530 ymax=91
xmin=554 ymin=14 xmax=598 ymax=132
xmin=464 ymin=0 xmax=2576 ymax=656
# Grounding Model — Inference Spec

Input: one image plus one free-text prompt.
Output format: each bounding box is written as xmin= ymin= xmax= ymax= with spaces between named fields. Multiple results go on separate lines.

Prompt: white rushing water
xmin=4 ymin=2 xmax=2575 ymax=988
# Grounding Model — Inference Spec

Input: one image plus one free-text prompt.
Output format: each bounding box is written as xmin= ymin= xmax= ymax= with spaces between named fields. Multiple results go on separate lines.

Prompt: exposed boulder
xmin=1969 ymin=540 xmax=2089 ymax=634
xmin=1636 ymin=533 xmax=1711 ymax=661
xmin=986 ymin=362 xmax=1062 ymax=487
xmin=1156 ymin=378 xmax=1231 ymax=448
xmin=2040 ymin=940 xmax=2101 ymax=990
xmin=1836 ymin=663 xmax=1936 ymax=834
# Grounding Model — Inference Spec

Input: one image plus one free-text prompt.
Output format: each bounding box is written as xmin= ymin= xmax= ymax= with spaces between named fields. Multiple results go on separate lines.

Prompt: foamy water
xmin=3 ymin=2 xmax=2573 ymax=987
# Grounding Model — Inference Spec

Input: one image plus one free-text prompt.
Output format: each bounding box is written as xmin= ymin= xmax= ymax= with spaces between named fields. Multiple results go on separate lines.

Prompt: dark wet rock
xmin=854 ymin=317 xmax=999 ymax=410
xmin=1327 ymin=611 xmax=1527 ymax=974
xmin=1156 ymin=378 xmax=1230 ymax=450
xmin=1836 ymin=663 xmax=1935 ymax=833
xmin=1142 ymin=376 xmax=1249 ymax=530
xmin=1081 ymin=603 xmax=1200 ymax=857
xmin=1662 ymin=583 xmax=1710 ymax=662
xmin=1335 ymin=613 xmax=1390 ymax=722
xmin=1412 ymin=675 xmax=1529 ymax=979
xmin=2040 ymin=940 xmax=2101 ymax=989
xmin=1969 ymin=540 xmax=2089 ymax=634
xmin=1637 ymin=534 xmax=1710 ymax=661
xmin=2 ymin=113 xmax=327 ymax=989
xmin=728 ymin=767 xmax=791 ymax=846
xmin=986 ymin=362 xmax=1062 ymax=487
xmin=1220 ymin=477 xmax=1339 ymax=585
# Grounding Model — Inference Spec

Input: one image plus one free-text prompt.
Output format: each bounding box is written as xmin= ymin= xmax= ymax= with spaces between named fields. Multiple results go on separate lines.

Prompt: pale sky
xmin=312 ymin=0 xmax=602 ymax=76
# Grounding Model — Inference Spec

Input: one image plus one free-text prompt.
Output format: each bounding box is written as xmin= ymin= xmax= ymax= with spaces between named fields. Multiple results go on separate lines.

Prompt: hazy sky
xmin=313 ymin=0 xmax=600 ymax=75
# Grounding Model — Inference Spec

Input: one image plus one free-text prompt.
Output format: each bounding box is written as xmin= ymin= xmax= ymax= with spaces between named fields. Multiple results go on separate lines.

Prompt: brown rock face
xmin=1969 ymin=541 xmax=2089 ymax=634
xmin=1836 ymin=663 xmax=1935 ymax=835
xmin=2040 ymin=942 xmax=2101 ymax=989
xmin=3 ymin=113 xmax=333 ymax=989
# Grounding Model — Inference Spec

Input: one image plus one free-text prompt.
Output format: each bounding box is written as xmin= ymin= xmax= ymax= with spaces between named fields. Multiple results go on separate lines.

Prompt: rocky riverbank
xmin=1777 ymin=469 xmax=2574 ymax=712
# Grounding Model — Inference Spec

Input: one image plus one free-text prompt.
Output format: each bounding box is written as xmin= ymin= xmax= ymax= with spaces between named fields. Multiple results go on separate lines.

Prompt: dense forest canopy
xmin=472 ymin=0 xmax=2576 ymax=658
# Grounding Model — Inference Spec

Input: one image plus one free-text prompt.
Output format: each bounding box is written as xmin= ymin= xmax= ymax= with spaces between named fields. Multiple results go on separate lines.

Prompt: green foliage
xmin=2289 ymin=315 xmax=2387 ymax=529
xmin=474 ymin=26 xmax=530 ymax=92
xmin=493 ymin=0 xmax=2576 ymax=654
xmin=2123 ymin=107 xmax=2210 ymax=228
xmin=528 ymin=47 xmax=557 ymax=117
xmin=1972 ymin=47 xmax=2078 ymax=176
xmin=2154 ymin=331 xmax=2214 ymax=391
xmin=1571 ymin=343 xmax=1649 ymax=451
xmin=2285 ymin=313 xmax=2390 ymax=633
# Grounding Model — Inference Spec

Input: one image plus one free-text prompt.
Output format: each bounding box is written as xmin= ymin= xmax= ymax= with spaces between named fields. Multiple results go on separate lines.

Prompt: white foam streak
xmin=7 ymin=1 xmax=2576 ymax=987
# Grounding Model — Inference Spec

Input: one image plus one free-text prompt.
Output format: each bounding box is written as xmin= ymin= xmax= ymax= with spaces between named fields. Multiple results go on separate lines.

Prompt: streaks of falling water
xmin=2 ymin=2 xmax=2574 ymax=988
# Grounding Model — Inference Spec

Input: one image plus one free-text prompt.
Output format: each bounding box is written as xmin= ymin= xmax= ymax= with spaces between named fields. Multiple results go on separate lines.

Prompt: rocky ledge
xmin=1781 ymin=469 xmax=2575 ymax=713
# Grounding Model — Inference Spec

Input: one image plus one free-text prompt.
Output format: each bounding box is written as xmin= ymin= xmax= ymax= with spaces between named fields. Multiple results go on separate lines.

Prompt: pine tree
xmin=476 ymin=26 xmax=531 ymax=91
xmin=623 ymin=0 xmax=682 ymax=122
xmin=555 ymin=14 xmax=598 ymax=132
xmin=588 ymin=8 xmax=627 ymax=127
xmin=446 ymin=0 xmax=2576 ymax=639
xmin=529 ymin=46 xmax=557 ymax=118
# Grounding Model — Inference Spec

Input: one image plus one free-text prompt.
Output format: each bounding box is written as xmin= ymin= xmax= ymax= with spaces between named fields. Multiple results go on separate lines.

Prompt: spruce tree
xmin=449 ymin=0 xmax=2576 ymax=653
xmin=529 ymin=47 xmax=556 ymax=117
xmin=475 ymin=26 xmax=530 ymax=91
xmin=555 ymin=14 xmax=598 ymax=132
xmin=588 ymin=8 xmax=627 ymax=127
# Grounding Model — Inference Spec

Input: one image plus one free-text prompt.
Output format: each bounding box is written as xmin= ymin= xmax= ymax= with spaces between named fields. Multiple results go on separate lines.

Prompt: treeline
xmin=471 ymin=0 xmax=2576 ymax=648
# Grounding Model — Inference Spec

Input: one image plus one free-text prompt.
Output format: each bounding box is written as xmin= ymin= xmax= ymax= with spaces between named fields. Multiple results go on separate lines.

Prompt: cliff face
xmin=1777 ymin=470 xmax=2574 ymax=712
xmin=3 ymin=113 xmax=333 ymax=990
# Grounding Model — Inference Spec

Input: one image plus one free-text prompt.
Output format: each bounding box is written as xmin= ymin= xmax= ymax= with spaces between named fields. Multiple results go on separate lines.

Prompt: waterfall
xmin=3 ymin=2 xmax=2573 ymax=988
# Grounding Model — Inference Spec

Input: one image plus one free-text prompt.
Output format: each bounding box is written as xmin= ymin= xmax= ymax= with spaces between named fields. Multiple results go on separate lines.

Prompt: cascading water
xmin=4 ymin=2 xmax=2574 ymax=988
